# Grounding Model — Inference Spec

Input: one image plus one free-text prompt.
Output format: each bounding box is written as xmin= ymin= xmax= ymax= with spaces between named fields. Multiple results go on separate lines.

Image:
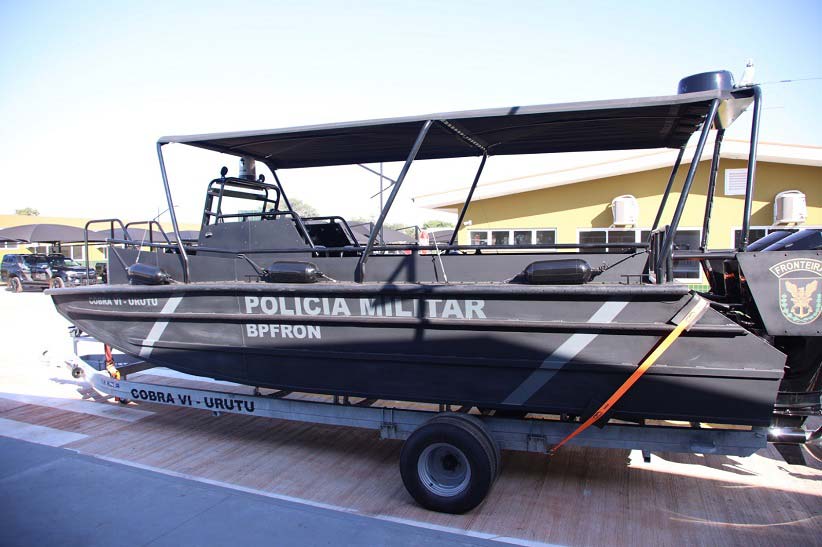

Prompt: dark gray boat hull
xmin=50 ymin=281 xmax=786 ymax=426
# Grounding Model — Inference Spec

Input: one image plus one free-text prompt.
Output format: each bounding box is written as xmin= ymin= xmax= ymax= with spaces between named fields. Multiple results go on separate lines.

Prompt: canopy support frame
xmin=740 ymin=85 xmax=762 ymax=251
xmin=701 ymin=128 xmax=725 ymax=251
xmin=156 ymin=142 xmax=190 ymax=283
xmin=450 ymin=153 xmax=488 ymax=246
xmin=355 ymin=120 xmax=433 ymax=283
xmin=651 ymin=145 xmax=686 ymax=233
xmin=654 ymin=98 xmax=720 ymax=278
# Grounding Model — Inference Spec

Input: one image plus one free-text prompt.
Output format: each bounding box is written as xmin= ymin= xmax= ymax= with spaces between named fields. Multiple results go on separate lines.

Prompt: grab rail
xmin=83 ymin=218 xmax=129 ymax=286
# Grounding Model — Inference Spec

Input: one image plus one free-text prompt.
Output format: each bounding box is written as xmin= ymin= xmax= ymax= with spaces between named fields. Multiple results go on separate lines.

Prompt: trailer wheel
xmin=428 ymin=413 xmax=501 ymax=478
xmin=400 ymin=417 xmax=496 ymax=513
xmin=50 ymin=277 xmax=65 ymax=289
xmin=9 ymin=277 xmax=22 ymax=293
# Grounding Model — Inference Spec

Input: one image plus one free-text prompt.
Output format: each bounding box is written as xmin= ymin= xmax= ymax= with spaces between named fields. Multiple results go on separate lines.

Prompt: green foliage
xmin=422 ymin=219 xmax=454 ymax=229
xmin=15 ymin=207 xmax=39 ymax=216
xmin=349 ymin=217 xmax=373 ymax=224
xmin=289 ymin=198 xmax=318 ymax=217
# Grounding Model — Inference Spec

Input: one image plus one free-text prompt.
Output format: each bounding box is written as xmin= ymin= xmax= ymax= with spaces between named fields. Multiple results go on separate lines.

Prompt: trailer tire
xmin=50 ymin=277 xmax=65 ymax=289
xmin=9 ymin=277 xmax=22 ymax=293
xmin=428 ymin=413 xmax=501 ymax=478
xmin=400 ymin=419 xmax=495 ymax=514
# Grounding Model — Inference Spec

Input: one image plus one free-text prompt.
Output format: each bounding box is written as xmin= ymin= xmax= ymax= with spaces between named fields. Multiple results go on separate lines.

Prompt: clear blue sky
xmin=1 ymin=0 xmax=820 ymax=223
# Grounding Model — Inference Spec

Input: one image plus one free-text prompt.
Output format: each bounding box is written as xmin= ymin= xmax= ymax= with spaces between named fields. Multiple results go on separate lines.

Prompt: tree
xmin=15 ymin=207 xmax=39 ymax=216
xmin=289 ymin=198 xmax=318 ymax=217
xmin=422 ymin=219 xmax=454 ymax=229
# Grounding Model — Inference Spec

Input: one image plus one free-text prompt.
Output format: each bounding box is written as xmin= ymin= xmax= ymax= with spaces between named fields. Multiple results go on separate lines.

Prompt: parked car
xmin=1 ymin=253 xmax=98 ymax=292
xmin=1 ymin=254 xmax=51 ymax=292
xmin=45 ymin=254 xmax=98 ymax=288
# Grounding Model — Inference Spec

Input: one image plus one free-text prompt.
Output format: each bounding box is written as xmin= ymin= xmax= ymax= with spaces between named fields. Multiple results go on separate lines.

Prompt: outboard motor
xmin=761 ymin=229 xmax=822 ymax=251
xmin=521 ymin=259 xmax=596 ymax=285
xmin=262 ymin=261 xmax=321 ymax=283
xmin=127 ymin=263 xmax=172 ymax=285
xmin=745 ymin=230 xmax=793 ymax=251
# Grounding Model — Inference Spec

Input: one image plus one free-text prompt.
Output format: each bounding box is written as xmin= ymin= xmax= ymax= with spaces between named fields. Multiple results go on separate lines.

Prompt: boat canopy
xmin=159 ymin=88 xmax=753 ymax=170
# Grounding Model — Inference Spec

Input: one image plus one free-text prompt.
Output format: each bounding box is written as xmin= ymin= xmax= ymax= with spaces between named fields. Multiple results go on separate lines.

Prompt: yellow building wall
xmin=455 ymin=160 xmax=821 ymax=249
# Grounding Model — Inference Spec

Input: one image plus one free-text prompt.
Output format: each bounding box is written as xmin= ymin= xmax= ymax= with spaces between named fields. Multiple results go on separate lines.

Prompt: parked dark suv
xmin=2 ymin=253 xmax=97 ymax=292
xmin=1 ymin=254 xmax=51 ymax=291
xmin=45 ymin=254 xmax=97 ymax=288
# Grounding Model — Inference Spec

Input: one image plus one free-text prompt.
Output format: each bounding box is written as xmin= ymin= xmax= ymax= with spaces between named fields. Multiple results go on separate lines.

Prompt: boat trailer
xmin=65 ymin=329 xmax=820 ymax=513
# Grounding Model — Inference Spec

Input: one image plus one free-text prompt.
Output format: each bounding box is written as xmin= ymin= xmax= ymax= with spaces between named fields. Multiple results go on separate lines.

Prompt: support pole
xmin=740 ymin=86 xmax=762 ymax=251
xmin=267 ymin=167 xmax=294 ymax=213
xmin=655 ymin=99 xmax=719 ymax=276
xmin=355 ymin=120 xmax=433 ymax=283
xmin=651 ymin=146 xmax=686 ymax=232
xmin=156 ymin=142 xmax=190 ymax=283
xmin=449 ymin=153 xmax=487 ymax=245
xmin=701 ymin=128 xmax=725 ymax=251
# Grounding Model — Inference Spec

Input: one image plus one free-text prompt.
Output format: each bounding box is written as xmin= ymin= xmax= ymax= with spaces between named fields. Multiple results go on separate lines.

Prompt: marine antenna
xmin=425 ymin=226 xmax=448 ymax=283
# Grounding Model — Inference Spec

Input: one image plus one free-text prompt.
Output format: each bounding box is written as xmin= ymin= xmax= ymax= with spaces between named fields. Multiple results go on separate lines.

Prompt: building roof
xmin=413 ymin=139 xmax=822 ymax=209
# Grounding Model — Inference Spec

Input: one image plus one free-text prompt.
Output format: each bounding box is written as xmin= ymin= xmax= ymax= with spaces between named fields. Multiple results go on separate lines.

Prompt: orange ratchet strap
xmin=549 ymin=295 xmax=711 ymax=454
xmin=104 ymin=344 xmax=121 ymax=381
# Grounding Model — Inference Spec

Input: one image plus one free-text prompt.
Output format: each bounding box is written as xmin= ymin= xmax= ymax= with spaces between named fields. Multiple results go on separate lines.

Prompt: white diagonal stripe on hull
xmin=503 ymin=300 xmax=629 ymax=405
xmin=139 ymin=296 xmax=183 ymax=358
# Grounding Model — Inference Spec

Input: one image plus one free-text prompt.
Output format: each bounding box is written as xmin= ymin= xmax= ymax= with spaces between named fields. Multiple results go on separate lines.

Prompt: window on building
xmin=732 ymin=227 xmax=803 ymax=249
xmin=64 ymin=245 xmax=85 ymax=261
xmin=577 ymin=229 xmax=636 ymax=253
xmin=469 ymin=229 xmax=557 ymax=248
xmin=577 ymin=228 xmax=702 ymax=280
xmin=535 ymin=230 xmax=556 ymax=245
xmin=608 ymin=230 xmax=637 ymax=253
xmin=671 ymin=230 xmax=701 ymax=279
xmin=578 ymin=230 xmax=606 ymax=248
xmin=0 ymin=241 xmax=18 ymax=249
xmin=491 ymin=230 xmax=510 ymax=245
xmin=28 ymin=245 xmax=51 ymax=255
xmin=513 ymin=230 xmax=532 ymax=245
xmin=470 ymin=231 xmax=488 ymax=245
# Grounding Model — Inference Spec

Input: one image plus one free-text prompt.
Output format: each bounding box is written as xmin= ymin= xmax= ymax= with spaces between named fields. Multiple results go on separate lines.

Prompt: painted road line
xmin=0 ymin=417 xmax=88 ymax=447
xmin=0 ymin=392 xmax=154 ymax=422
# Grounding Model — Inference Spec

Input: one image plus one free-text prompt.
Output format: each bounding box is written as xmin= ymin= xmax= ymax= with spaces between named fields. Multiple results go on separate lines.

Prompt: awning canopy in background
xmin=0 ymin=224 xmax=103 ymax=244
xmin=93 ymin=228 xmax=200 ymax=242
xmin=349 ymin=222 xmax=411 ymax=244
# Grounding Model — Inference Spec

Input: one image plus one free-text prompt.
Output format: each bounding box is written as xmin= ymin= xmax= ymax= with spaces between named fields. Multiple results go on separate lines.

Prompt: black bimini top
xmin=159 ymin=87 xmax=753 ymax=169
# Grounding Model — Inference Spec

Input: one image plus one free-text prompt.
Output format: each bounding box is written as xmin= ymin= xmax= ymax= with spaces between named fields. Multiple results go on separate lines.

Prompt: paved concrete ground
xmin=0 ymin=436 xmax=501 ymax=547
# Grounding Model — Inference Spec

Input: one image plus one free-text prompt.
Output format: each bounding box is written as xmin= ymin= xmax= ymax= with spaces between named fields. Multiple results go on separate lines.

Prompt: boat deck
xmin=1 ymin=291 xmax=820 ymax=546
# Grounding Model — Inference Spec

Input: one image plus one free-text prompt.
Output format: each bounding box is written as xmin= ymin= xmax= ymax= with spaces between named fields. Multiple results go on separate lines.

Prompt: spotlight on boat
xmin=239 ymin=156 xmax=256 ymax=181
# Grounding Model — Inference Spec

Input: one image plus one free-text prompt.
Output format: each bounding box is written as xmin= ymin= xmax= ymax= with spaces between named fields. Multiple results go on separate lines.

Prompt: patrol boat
xmin=50 ymin=70 xmax=821 ymax=434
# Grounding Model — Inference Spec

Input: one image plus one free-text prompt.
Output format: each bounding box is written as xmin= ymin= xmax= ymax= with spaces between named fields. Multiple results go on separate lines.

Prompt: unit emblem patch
xmin=769 ymin=259 xmax=822 ymax=325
